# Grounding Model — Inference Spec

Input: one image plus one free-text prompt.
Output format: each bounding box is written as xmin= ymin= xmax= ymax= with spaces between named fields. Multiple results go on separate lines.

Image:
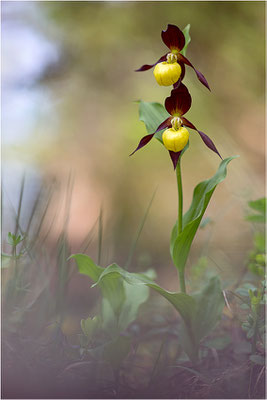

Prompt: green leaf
xmin=248 ymin=198 xmax=266 ymax=214
xmin=118 ymin=281 xmax=150 ymax=331
xmin=70 ymin=255 xmax=125 ymax=320
xmin=192 ymin=276 xmax=225 ymax=342
xmin=180 ymin=24 xmax=191 ymax=57
xmin=246 ymin=214 xmax=265 ymax=223
xmin=139 ymin=101 xmax=169 ymax=143
xmin=71 ymin=253 xmax=103 ymax=281
xmin=81 ymin=315 xmax=101 ymax=338
xmin=246 ymin=198 xmax=266 ymax=223
xmin=147 ymin=284 xmax=196 ymax=326
xmin=171 ymin=156 xmax=237 ymax=274
xmin=72 ymin=255 xmax=152 ymax=334
xmin=93 ymin=263 xmax=196 ymax=327
xmin=7 ymin=232 xmax=24 ymax=246
xmin=254 ymin=233 xmax=265 ymax=253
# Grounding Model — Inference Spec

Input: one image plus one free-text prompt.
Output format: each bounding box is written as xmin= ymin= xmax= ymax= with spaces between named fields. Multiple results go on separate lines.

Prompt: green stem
xmin=176 ymin=160 xmax=183 ymax=234
xmin=176 ymin=159 xmax=186 ymax=293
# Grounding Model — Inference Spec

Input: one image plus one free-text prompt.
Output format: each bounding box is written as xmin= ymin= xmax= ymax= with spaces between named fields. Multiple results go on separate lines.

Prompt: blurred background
xmin=2 ymin=1 xmax=265 ymax=307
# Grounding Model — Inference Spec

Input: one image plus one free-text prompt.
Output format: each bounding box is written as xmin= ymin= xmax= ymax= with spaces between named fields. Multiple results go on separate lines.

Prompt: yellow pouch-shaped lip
xmin=153 ymin=62 xmax=181 ymax=86
xmin=162 ymin=127 xmax=189 ymax=152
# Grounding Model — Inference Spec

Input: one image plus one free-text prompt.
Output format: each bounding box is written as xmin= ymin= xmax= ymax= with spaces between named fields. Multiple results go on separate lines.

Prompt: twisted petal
xmin=129 ymin=134 xmax=154 ymax=156
xmin=177 ymin=54 xmax=210 ymax=91
xmin=161 ymin=24 xmax=185 ymax=52
xmin=173 ymin=62 xmax=185 ymax=89
xmin=181 ymin=117 xmax=221 ymax=158
xmin=165 ymin=83 xmax=192 ymax=116
xmin=135 ymin=54 xmax=168 ymax=72
xmin=169 ymin=150 xmax=183 ymax=170
xmin=130 ymin=117 xmax=172 ymax=156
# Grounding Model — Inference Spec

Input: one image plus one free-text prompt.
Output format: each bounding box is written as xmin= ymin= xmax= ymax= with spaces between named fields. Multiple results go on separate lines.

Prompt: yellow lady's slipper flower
xmin=162 ymin=127 xmax=189 ymax=152
xmin=136 ymin=24 xmax=210 ymax=91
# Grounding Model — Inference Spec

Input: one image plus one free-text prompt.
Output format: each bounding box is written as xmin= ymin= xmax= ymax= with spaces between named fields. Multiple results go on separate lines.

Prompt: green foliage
xmin=181 ymin=24 xmax=191 ymax=57
xmin=7 ymin=232 xmax=25 ymax=247
xmin=74 ymin=258 xmax=225 ymax=364
xmin=238 ymin=280 xmax=265 ymax=355
xmin=246 ymin=198 xmax=266 ymax=223
xmin=71 ymin=254 xmax=152 ymax=334
xmin=248 ymin=231 xmax=265 ymax=277
xmin=179 ymin=276 xmax=225 ymax=362
xmin=138 ymin=100 xmax=169 ymax=143
xmin=81 ymin=315 xmax=101 ymax=338
xmin=171 ymin=157 xmax=237 ymax=274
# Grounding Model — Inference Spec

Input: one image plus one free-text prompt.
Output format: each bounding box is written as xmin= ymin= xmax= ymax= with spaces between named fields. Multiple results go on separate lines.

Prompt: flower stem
xmin=176 ymin=158 xmax=186 ymax=293
xmin=176 ymin=160 xmax=183 ymax=235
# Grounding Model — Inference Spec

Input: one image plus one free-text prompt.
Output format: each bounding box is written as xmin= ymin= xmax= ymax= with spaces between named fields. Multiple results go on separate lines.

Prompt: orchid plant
xmin=72 ymin=24 xmax=237 ymax=367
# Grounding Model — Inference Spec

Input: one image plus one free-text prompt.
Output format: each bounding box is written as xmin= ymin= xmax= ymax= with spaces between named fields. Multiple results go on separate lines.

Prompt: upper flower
xmin=130 ymin=83 xmax=221 ymax=169
xmin=136 ymin=24 xmax=210 ymax=91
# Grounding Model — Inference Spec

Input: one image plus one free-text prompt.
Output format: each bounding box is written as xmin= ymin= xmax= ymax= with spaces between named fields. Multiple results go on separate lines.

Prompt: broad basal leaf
xmin=71 ymin=255 xmax=152 ymax=333
xmin=71 ymin=255 xmax=125 ymax=316
xmin=171 ymin=156 xmax=237 ymax=273
xmin=92 ymin=262 xmax=196 ymax=328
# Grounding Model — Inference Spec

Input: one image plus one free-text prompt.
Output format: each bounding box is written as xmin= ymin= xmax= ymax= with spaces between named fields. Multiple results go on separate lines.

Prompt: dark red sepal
xmin=155 ymin=117 xmax=172 ymax=133
xmin=197 ymin=130 xmax=222 ymax=159
xmin=177 ymin=54 xmax=210 ymax=91
xmin=181 ymin=117 xmax=221 ymax=158
xmin=180 ymin=117 xmax=196 ymax=130
xmin=165 ymin=83 xmax=192 ymax=116
xmin=169 ymin=150 xmax=182 ymax=170
xmin=130 ymin=134 xmax=154 ymax=156
xmin=173 ymin=62 xmax=185 ymax=89
xmin=135 ymin=54 xmax=168 ymax=72
xmin=161 ymin=24 xmax=185 ymax=52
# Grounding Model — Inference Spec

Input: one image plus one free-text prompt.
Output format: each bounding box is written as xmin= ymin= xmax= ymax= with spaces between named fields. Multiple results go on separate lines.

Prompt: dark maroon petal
xmin=165 ymin=83 xmax=192 ymax=116
xmin=197 ymin=130 xmax=222 ymax=158
xmin=172 ymin=62 xmax=185 ymax=89
xmin=161 ymin=24 xmax=185 ymax=52
xmin=135 ymin=54 xmax=168 ymax=72
xmin=181 ymin=117 xmax=221 ymax=158
xmin=155 ymin=117 xmax=172 ymax=132
xmin=129 ymin=134 xmax=154 ymax=156
xmin=181 ymin=116 xmax=196 ymax=130
xmin=177 ymin=54 xmax=210 ymax=91
xmin=169 ymin=150 xmax=182 ymax=170
xmin=179 ymin=61 xmax=186 ymax=81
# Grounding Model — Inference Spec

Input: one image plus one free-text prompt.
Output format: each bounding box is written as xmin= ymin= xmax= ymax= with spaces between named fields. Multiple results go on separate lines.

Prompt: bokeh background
xmin=2 ymin=1 xmax=265 ymax=290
